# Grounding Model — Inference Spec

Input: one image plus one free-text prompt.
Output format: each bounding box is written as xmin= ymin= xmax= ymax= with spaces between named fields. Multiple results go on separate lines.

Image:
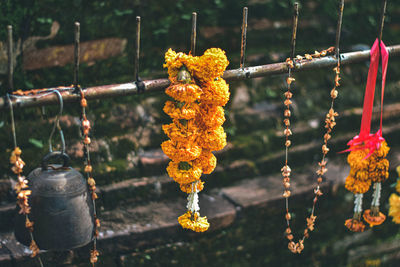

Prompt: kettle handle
xmin=41 ymin=151 xmax=70 ymax=170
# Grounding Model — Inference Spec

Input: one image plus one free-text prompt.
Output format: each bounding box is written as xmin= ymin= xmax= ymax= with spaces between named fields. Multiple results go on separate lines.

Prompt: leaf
xmin=29 ymin=138 xmax=43 ymax=148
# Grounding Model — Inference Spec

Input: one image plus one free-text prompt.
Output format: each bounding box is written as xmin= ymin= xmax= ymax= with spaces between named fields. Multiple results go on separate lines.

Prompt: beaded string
xmin=77 ymin=87 xmax=100 ymax=265
xmin=7 ymin=94 xmax=44 ymax=266
xmin=282 ymin=1 xmax=343 ymax=254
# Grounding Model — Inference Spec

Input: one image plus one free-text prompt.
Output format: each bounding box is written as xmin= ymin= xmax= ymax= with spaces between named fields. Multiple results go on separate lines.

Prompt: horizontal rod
xmin=2 ymin=44 xmax=400 ymax=110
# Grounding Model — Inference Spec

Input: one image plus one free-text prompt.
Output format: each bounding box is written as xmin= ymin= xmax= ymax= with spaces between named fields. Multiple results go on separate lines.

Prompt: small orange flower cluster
xmin=10 ymin=147 xmax=40 ymax=257
xmin=285 ymin=47 xmax=335 ymax=68
xmin=78 ymin=89 xmax=100 ymax=264
xmin=162 ymin=48 xmax=229 ymax=232
xmin=389 ymin=166 xmax=400 ymax=224
xmin=345 ymin=142 xmax=390 ymax=231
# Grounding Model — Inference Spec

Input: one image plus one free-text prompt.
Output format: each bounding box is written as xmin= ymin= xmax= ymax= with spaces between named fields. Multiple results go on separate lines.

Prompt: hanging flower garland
xmin=344 ymin=39 xmax=390 ymax=232
xmin=77 ymin=87 xmax=100 ymax=265
xmin=162 ymin=48 xmax=229 ymax=232
xmin=282 ymin=47 xmax=337 ymax=254
xmin=7 ymin=95 xmax=42 ymax=264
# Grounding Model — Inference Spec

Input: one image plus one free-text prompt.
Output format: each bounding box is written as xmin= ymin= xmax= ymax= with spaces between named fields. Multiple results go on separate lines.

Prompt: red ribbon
xmin=344 ymin=39 xmax=389 ymax=157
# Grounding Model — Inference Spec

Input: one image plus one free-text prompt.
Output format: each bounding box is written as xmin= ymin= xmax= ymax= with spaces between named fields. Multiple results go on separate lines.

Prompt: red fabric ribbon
xmin=344 ymin=39 xmax=389 ymax=157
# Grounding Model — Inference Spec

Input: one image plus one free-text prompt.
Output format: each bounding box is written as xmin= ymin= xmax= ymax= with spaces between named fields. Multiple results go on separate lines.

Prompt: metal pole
xmin=1 ymin=45 xmax=400 ymax=110
xmin=191 ymin=12 xmax=197 ymax=56
xmin=134 ymin=16 xmax=141 ymax=82
xmin=7 ymin=25 xmax=14 ymax=92
xmin=240 ymin=7 xmax=248 ymax=69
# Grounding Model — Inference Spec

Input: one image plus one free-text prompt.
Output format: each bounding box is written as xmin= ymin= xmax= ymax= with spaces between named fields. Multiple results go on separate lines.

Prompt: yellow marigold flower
xmin=344 ymin=218 xmax=365 ymax=232
xmin=178 ymin=211 xmax=210 ymax=232
xmin=389 ymin=193 xmax=400 ymax=224
xmin=185 ymin=48 xmax=229 ymax=83
xmin=197 ymin=126 xmax=227 ymax=152
xmin=196 ymin=103 xmax=225 ymax=130
xmin=194 ymin=150 xmax=217 ymax=174
xmin=200 ymin=78 xmax=230 ymax=106
xmin=163 ymin=101 xmax=199 ymax=120
xmin=164 ymin=49 xmax=197 ymax=79
xmin=347 ymin=149 xmax=369 ymax=170
xmin=162 ymin=120 xmax=199 ymax=144
xmin=165 ymin=83 xmax=202 ymax=103
xmin=166 ymin=161 xmax=202 ymax=184
xmin=369 ymin=158 xmax=389 ymax=182
xmin=376 ymin=141 xmax=390 ymax=158
xmin=363 ymin=209 xmax=386 ymax=227
xmin=345 ymin=175 xmax=371 ymax=194
xmin=180 ymin=181 xmax=205 ymax=194
xmin=161 ymin=140 xmax=202 ymax=162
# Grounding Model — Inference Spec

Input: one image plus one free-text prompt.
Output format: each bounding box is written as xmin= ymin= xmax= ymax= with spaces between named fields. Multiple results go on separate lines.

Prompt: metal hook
xmin=73 ymin=22 xmax=80 ymax=89
xmin=134 ymin=16 xmax=141 ymax=82
xmin=240 ymin=7 xmax=248 ymax=69
xmin=48 ymin=90 xmax=65 ymax=153
xmin=134 ymin=16 xmax=145 ymax=93
xmin=7 ymin=25 xmax=14 ymax=92
xmin=335 ymin=0 xmax=345 ymax=62
xmin=289 ymin=2 xmax=299 ymax=75
xmin=378 ymin=0 xmax=387 ymax=45
xmin=191 ymin=12 xmax=197 ymax=56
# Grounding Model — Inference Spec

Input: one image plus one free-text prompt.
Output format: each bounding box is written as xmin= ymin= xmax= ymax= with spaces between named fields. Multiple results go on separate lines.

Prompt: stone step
xmin=1 ymin=147 xmax=399 ymax=266
xmin=1 ymin=122 xmax=400 ymax=234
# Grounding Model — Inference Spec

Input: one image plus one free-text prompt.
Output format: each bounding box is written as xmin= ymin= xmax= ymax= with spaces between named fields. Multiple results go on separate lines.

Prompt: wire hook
xmin=240 ymin=7 xmax=248 ymax=69
xmin=48 ymin=90 xmax=65 ymax=153
xmin=134 ymin=16 xmax=145 ymax=93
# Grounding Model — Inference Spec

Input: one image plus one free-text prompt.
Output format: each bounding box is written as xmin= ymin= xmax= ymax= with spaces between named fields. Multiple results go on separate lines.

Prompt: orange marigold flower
xmin=363 ymin=209 xmax=386 ymax=227
xmin=200 ymin=78 xmax=230 ymax=106
xmin=193 ymin=150 xmax=217 ymax=174
xmin=163 ymin=101 xmax=199 ymax=120
xmin=345 ymin=175 xmax=371 ymax=194
xmin=369 ymin=158 xmax=389 ymax=182
xmin=344 ymin=218 xmax=365 ymax=232
xmin=178 ymin=211 xmax=210 ymax=232
xmin=162 ymin=120 xmax=199 ymax=144
xmin=347 ymin=149 xmax=369 ymax=170
xmin=196 ymin=104 xmax=225 ymax=130
xmin=166 ymin=161 xmax=202 ymax=184
xmin=187 ymin=48 xmax=229 ymax=83
xmin=180 ymin=181 xmax=205 ymax=194
xmin=197 ymin=126 xmax=227 ymax=152
xmin=165 ymin=83 xmax=202 ymax=103
xmin=164 ymin=48 xmax=197 ymax=79
xmin=354 ymin=170 xmax=369 ymax=182
xmin=161 ymin=140 xmax=202 ymax=162
xmin=389 ymin=193 xmax=400 ymax=224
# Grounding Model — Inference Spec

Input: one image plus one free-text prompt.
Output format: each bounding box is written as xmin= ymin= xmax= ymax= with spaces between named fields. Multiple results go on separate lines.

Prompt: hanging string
xmin=7 ymin=94 xmax=44 ymax=267
xmin=282 ymin=0 xmax=344 ymax=254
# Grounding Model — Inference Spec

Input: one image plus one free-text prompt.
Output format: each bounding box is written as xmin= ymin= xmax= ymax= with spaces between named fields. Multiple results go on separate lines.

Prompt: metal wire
xmin=48 ymin=90 xmax=65 ymax=153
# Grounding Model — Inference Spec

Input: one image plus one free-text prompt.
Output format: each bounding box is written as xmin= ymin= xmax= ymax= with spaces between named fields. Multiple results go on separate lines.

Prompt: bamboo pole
xmin=1 ymin=44 xmax=400 ymax=110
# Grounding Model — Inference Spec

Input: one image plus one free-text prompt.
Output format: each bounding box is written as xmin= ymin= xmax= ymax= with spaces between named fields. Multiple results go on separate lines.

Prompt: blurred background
xmin=1 ymin=0 xmax=400 ymax=266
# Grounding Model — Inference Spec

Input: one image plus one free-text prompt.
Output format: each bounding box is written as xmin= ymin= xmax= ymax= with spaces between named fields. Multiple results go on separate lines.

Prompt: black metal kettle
xmin=14 ymin=151 xmax=94 ymax=250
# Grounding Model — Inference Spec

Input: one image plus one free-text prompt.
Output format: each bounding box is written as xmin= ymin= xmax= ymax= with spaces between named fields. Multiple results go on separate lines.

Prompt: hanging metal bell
xmin=14 ymin=151 xmax=94 ymax=250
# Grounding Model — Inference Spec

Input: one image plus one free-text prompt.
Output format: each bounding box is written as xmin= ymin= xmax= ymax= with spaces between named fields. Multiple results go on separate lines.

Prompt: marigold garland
xmin=162 ymin=48 xmax=229 ymax=232
xmin=344 ymin=140 xmax=390 ymax=231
